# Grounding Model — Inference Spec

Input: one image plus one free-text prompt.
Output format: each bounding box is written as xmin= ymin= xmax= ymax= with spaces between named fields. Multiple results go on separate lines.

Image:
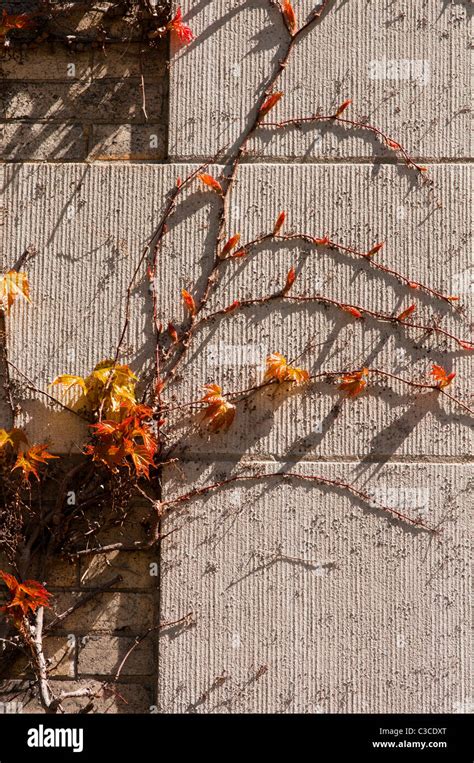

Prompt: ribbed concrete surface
xmin=3 ymin=163 xmax=471 ymax=456
xmin=159 ymin=460 xmax=471 ymax=713
xmin=169 ymin=0 xmax=471 ymax=161
xmin=1 ymin=0 xmax=472 ymax=716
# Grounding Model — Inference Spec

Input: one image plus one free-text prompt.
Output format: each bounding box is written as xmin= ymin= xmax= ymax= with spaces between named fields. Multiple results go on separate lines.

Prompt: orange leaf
xmin=181 ymin=288 xmax=196 ymax=316
xmin=338 ymin=368 xmax=369 ymax=398
xmin=282 ymin=266 xmax=296 ymax=294
xmin=264 ymin=353 xmax=309 ymax=385
xmin=223 ymin=300 xmax=241 ymax=313
xmin=341 ymin=305 xmax=363 ymax=319
xmin=200 ymin=384 xmax=236 ymax=433
xmin=258 ymin=91 xmax=283 ymax=119
xmin=12 ymin=444 xmax=58 ymax=482
xmin=87 ymin=406 xmax=157 ymax=478
xmin=430 ymin=364 xmax=455 ymax=389
xmin=282 ymin=0 xmax=297 ymax=34
xmin=273 ymin=211 xmax=286 ymax=236
xmin=418 ymin=166 xmax=428 ymax=173
xmin=0 ymin=428 xmax=27 ymax=451
xmin=335 ymin=99 xmax=352 ymax=117
xmin=0 ymin=571 xmax=51 ymax=625
xmin=446 ymin=296 xmax=459 ymax=302
xmin=220 ymin=234 xmax=241 ymax=258
xmin=315 ymin=236 xmax=330 ymax=246
xmin=408 ymin=281 xmax=419 ymax=289
xmin=198 ymin=173 xmax=223 ymax=194
xmin=232 ymin=248 xmax=248 ymax=259
xmin=167 ymin=322 xmax=179 ymax=343
xmin=386 ymin=138 xmax=401 ymax=150
xmin=397 ymin=303 xmax=416 ymax=321
xmin=0 ymin=11 xmax=35 ymax=32
xmin=366 ymin=242 xmax=384 ymax=257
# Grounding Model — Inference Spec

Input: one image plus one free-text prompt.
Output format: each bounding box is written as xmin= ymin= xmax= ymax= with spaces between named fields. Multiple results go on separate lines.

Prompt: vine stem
xmin=160 ymin=471 xmax=439 ymax=533
xmin=193 ymin=293 xmax=471 ymax=351
xmin=160 ymin=366 xmax=473 ymax=417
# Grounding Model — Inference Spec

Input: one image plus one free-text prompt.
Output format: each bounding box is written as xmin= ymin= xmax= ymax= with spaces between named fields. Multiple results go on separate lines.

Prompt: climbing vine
xmin=0 ymin=1 xmax=472 ymax=713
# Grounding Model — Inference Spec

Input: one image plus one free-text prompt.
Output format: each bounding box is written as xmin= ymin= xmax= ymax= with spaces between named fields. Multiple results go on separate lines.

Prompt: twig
xmin=113 ymin=611 xmax=194 ymax=683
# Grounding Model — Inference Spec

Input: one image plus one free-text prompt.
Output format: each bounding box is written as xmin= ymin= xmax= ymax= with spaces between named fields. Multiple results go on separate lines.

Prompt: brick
xmin=88 ymin=124 xmax=166 ymax=161
xmin=158 ymin=460 xmax=472 ymax=713
xmin=79 ymin=550 xmax=158 ymax=590
xmin=0 ymin=679 xmax=153 ymax=713
xmin=78 ymin=634 xmax=154 ymax=676
xmin=48 ymin=592 xmax=154 ymax=633
xmin=0 ymin=48 xmax=92 ymax=81
xmin=91 ymin=44 xmax=167 ymax=80
xmin=0 ymin=122 xmax=86 ymax=160
xmin=3 ymin=80 xmax=164 ymax=123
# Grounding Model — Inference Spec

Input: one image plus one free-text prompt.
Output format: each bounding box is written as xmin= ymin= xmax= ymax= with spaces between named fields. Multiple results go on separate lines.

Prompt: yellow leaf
xmin=0 ymin=271 xmax=30 ymax=312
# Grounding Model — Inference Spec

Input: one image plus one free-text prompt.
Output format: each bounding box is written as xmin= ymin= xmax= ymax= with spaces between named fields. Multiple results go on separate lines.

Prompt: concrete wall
xmin=0 ymin=0 xmax=472 ymax=713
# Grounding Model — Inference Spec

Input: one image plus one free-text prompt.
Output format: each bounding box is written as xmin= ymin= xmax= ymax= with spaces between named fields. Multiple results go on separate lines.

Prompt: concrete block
xmin=78 ymin=634 xmax=154 ymax=676
xmin=169 ymin=0 xmax=471 ymax=161
xmin=156 ymin=162 xmax=473 ymax=459
xmin=158 ymin=460 xmax=472 ymax=713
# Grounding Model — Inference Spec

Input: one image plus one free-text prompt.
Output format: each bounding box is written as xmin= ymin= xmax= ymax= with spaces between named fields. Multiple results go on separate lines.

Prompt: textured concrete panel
xmin=2 ymin=162 xmax=471 ymax=455
xmin=157 ymin=163 xmax=473 ymax=459
xmin=1 ymin=163 xmax=178 ymax=447
xmin=158 ymin=460 xmax=472 ymax=713
xmin=169 ymin=0 xmax=471 ymax=161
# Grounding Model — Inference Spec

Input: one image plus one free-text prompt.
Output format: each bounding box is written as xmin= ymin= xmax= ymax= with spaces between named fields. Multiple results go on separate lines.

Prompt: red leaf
xmin=386 ymin=138 xmax=401 ymax=150
xmin=0 ymin=572 xmax=52 ymax=625
xmin=397 ymin=303 xmax=416 ymax=322
xmin=223 ymin=300 xmax=241 ymax=313
xmin=259 ymin=92 xmax=283 ymax=119
xmin=315 ymin=236 xmax=330 ymax=246
xmin=231 ymin=248 xmax=247 ymax=259
xmin=335 ymin=99 xmax=352 ymax=117
xmin=430 ymin=364 xmax=456 ymax=389
xmin=167 ymin=7 xmax=194 ymax=44
xmin=407 ymin=281 xmax=419 ymax=289
xmin=282 ymin=266 xmax=296 ymax=294
xmin=341 ymin=305 xmax=363 ymax=319
xmin=220 ymin=234 xmax=241 ymax=258
xmin=282 ymin=0 xmax=297 ymax=34
xmin=198 ymin=173 xmax=223 ymax=194
xmin=273 ymin=211 xmax=286 ymax=236
xmin=181 ymin=288 xmax=196 ymax=316
xmin=458 ymin=340 xmax=474 ymax=351
xmin=167 ymin=322 xmax=179 ymax=343
xmin=366 ymin=241 xmax=384 ymax=257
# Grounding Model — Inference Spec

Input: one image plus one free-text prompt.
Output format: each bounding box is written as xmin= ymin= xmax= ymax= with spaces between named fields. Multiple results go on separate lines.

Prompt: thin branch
xmin=161 ymin=471 xmax=438 ymax=533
